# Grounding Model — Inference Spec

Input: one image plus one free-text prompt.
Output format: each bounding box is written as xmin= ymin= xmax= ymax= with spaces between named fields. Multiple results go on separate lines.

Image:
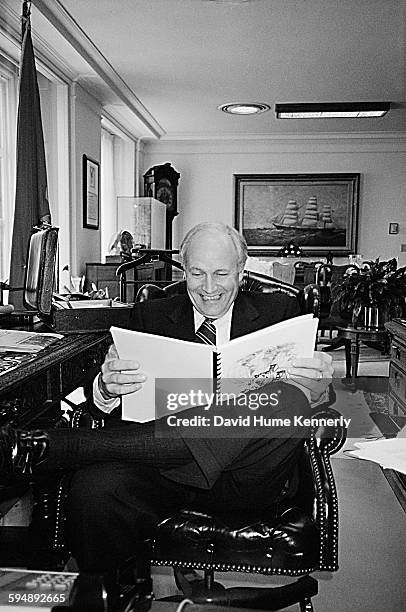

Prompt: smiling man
xmin=97 ymin=222 xmax=332 ymax=404
xmin=1 ymin=222 xmax=332 ymax=608
xmin=183 ymin=223 xmax=244 ymax=319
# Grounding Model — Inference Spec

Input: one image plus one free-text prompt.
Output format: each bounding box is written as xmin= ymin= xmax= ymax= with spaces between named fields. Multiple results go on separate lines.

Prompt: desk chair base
xmin=159 ymin=568 xmax=317 ymax=611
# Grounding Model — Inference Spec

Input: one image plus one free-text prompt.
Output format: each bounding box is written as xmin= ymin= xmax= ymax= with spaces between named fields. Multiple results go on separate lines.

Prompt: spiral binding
xmin=214 ymin=351 xmax=222 ymax=393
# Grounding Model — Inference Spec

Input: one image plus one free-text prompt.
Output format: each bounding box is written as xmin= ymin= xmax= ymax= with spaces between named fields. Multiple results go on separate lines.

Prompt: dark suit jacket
xmin=128 ymin=289 xmax=300 ymax=339
xmin=124 ymin=290 xmax=308 ymax=499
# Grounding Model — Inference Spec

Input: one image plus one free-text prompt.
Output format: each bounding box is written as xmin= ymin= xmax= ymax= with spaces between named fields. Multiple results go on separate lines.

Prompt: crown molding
xmin=156 ymin=130 xmax=406 ymax=142
xmin=33 ymin=0 xmax=164 ymax=139
xmin=0 ymin=2 xmax=76 ymax=83
xmin=143 ymin=131 xmax=406 ymax=154
xmin=101 ymin=112 xmax=139 ymax=143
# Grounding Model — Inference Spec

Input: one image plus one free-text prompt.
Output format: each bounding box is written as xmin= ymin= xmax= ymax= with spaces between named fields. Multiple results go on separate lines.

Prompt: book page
xmin=218 ymin=314 xmax=318 ymax=393
xmin=349 ymin=439 xmax=406 ymax=475
xmin=110 ymin=326 xmax=214 ymax=422
xmin=0 ymin=330 xmax=63 ymax=354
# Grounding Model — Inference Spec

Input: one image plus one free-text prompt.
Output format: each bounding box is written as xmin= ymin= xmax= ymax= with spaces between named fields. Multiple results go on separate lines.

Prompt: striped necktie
xmin=195 ymin=318 xmax=216 ymax=345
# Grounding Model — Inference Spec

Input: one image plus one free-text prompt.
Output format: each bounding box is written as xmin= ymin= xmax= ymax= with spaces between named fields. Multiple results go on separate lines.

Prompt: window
xmin=0 ymin=59 xmax=17 ymax=282
xmin=100 ymin=120 xmax=136 ymax=261
xmin=37 ymin=72 xmax=69 ymax=286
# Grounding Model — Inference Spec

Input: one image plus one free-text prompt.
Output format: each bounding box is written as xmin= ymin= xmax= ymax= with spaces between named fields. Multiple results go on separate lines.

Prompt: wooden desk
xmin=0 ymin=332 xmax=111 ymax=427
xmin=384 ymin=319 xmax=406 ymax=512
xmin=337 ymin=325 xmax=388 ymax=384
xmin=0 ymin=331 xmax=111 ymax=568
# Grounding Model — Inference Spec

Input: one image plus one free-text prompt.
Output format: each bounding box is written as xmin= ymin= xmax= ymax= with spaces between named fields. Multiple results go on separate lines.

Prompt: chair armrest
xmin=136 ymin=283 xmax=167 ymax=302
xmin=305 ymin=406 xmax=346 ymax=570
xmin=51 ymin=400 xmax=105 ymax=552
xmin=311 ymin=406 xmax=347 ymax=456
xmin=70 ymin=401 xmax=105 ymax=429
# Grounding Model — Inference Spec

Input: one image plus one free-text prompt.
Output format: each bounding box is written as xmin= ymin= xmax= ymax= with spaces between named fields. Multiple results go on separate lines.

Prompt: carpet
xmin=329 ymin=340 xmax=389 ymax=380
xmin=329 ymin=373 xmax=406 ymax=446
xmin=359 ymin=378 xmax=400 ymax=437
xmin=329 ymin=378 xmax=383 ymax=458
xmin=326 ymin=337 xmax=389 ymax=362
xmin=363 ymin=387 xmax=389 ymax=414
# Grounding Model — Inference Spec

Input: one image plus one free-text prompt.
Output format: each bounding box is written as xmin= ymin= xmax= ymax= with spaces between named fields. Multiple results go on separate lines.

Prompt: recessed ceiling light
xmin=275 ymin=102 xmax=391 ymax=118
xmin=218 ymin=103 xmax=271 ymax=115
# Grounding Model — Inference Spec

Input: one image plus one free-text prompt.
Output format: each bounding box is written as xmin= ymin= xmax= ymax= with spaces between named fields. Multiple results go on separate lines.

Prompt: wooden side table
xmin=337 ymin=325 xmax=389 ymax=384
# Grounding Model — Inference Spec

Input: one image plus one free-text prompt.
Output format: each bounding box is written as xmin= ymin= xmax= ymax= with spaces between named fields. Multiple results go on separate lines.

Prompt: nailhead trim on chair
xmin=150 ymin=557 xmax=319 ymax=576
xmin=308 ymin=421 xmax=341 ymax=571
xmin=51 ymin=414 xmax=343 ymax=577
xmin=53 ymin=477 xmax=68 ymax=550
xmin=50 ymin=292 xmax=344 ymax=585
xmin=322 ymin=447 xmax=339 ymax=569
xmin=151 ymin=430 xmax=339 ymax=577
xmin=52 ymin=406 xmax=105 ymax=552
xmin=308 ymin=436 xmax=325 ymax=570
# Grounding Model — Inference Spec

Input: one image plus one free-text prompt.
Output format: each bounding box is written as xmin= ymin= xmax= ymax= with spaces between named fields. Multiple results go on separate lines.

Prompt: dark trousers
xmin=65 ymin=434 xmax=304 ymax=573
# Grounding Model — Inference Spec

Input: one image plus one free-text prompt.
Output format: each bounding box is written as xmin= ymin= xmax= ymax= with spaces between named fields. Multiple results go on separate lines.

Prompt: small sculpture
xmin=108 ymin=230 xmax=135 ymax=256
xmin=119 ymin=230 xmax=134 ymax=256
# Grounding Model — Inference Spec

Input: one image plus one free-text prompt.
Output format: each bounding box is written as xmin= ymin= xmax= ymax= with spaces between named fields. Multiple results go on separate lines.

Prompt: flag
xmin=8 ymin=1 xmax=51 ymax=310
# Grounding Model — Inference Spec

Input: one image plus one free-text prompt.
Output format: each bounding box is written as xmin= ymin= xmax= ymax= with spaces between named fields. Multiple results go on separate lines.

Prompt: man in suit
xmin=1 ymin=223 xmax=332 ymax=599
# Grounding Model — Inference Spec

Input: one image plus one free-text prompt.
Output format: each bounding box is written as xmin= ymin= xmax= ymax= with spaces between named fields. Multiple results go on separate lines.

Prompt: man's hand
xmin=286 ymin=351 xmax=334 ymax=405
xmin=99 ymin=344 xmax=147 ymax=400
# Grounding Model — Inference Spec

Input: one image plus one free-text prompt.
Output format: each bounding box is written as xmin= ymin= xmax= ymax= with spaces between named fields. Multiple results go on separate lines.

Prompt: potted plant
xmin=331 ymin=258 xmax=406 ymax=328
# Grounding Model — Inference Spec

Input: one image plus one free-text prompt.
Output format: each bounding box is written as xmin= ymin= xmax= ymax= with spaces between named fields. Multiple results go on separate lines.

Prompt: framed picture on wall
xmin=83 ymin=155 xmax=100 ymax=229
xmin=234 ymin=173 xmax=360 ymax=256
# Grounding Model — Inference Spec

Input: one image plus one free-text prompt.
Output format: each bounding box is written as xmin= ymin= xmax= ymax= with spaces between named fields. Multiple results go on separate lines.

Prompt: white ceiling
xmin=3 ymin=0 xmax=406 ymax=139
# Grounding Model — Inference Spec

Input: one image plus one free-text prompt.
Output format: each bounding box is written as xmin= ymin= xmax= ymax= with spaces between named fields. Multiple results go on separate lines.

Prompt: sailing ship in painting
xmin=244 ymin=195 xmax=346 ymax=248
xmin=273 ymin=197 xmax=338 ymax=233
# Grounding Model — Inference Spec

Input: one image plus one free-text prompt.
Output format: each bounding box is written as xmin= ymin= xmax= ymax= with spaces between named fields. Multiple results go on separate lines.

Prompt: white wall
xmin=69 ymin=83 xmax=102 ymax=276
xmin=142 ymin=135 xmax=406 ymax=266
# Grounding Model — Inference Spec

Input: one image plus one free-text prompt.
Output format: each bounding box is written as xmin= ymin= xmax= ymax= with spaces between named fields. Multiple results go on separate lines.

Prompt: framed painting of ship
xmin=234 ymin=173 xmax=360 ymax=256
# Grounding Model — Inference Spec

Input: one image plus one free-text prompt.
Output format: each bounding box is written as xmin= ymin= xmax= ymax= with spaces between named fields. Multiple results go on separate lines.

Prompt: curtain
xmin=8 ymin=2 xmax=51 ymax=309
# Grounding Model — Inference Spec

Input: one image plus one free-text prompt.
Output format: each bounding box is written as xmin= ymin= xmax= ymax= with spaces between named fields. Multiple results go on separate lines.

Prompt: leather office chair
xmin=136 ymin=273 xmax=344 ymax=611
xmin=0 ymin=225 xmax=58 ymax=326
xmin=53 ymin=271 xmax=345 ymax=611
xmin=132 ymin=272 xmax=345 ymax=612
xmin=137 ymin=270 xmax=320 ymax=320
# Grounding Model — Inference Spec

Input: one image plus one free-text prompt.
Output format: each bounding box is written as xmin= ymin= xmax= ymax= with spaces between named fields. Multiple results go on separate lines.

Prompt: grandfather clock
xmin=143 ymin=162 xmax=180 ymax=250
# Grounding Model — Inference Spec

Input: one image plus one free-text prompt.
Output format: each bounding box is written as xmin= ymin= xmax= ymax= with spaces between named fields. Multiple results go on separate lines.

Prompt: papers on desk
xmin=0 ymin=329 xmax=63 ymax=353
xmin=348 ymin=438 xmax=406 ymax=475
xmin=0 ymin=352 xmax=36 ymax=376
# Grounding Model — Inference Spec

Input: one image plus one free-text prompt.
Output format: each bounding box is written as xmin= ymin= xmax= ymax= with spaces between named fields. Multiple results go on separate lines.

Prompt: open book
xmin=111 ymin=313 xmax=318 ymax=422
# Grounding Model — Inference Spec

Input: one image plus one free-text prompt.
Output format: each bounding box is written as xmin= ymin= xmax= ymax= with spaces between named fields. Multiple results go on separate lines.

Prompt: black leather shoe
xmin=0 ymin=424 xmax=49 ymax=479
